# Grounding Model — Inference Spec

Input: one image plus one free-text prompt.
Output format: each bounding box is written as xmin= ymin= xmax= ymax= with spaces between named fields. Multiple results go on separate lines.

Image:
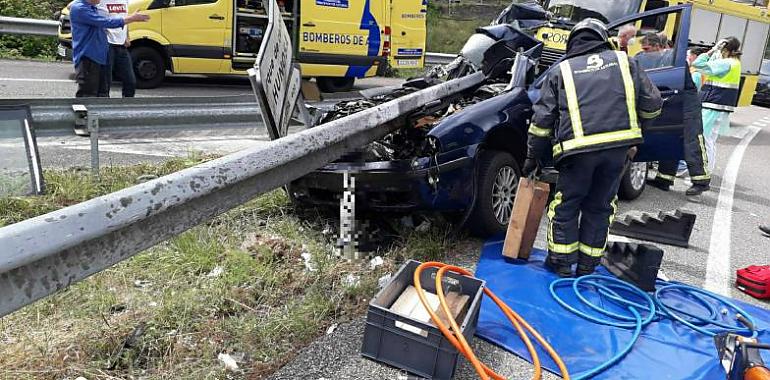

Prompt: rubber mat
xmin=474 ymin=240 xmax=770 ymax=380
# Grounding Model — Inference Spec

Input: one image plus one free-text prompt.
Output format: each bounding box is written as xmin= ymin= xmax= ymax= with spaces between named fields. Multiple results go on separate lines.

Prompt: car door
xmin=160 ymin=0 xmax=228 ymax=73
xmin=607 ymin=5 xmax=693 ymax=162
xmin=389 ymin=0 xmax=427 ymax=69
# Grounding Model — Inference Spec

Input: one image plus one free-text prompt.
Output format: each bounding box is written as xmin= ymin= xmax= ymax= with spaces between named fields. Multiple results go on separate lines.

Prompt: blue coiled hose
xmin=549 ymin=275 xmax=757 ymax=380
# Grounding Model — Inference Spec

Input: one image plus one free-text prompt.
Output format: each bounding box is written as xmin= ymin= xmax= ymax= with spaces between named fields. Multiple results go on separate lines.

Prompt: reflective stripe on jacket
xmin=527 ymin=49 xmax=663 ymax=161
xmin=699 ymin=57 xmax=741 ymax=112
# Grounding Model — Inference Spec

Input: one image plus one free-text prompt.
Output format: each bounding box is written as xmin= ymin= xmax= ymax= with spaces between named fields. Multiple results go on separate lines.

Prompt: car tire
xmin=618 ymin=161 xmax=647 ymax=200
xmin=317 ymin=77 xmax=355 ymax=93
xmin=130 ymin=46 xmax=166 ymax=89
xmin=467 ymin=150 xmax=521 ymax=237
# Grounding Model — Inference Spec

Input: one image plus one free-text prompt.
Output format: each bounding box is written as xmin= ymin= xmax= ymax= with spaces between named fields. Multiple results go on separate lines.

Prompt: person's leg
xmin=546 ymin=154 xmax=594 ymax=277
xmin=682 ymin=103 xmax=710 ymax=193
xmin=702 ymin=109 xmax=720 ymax=173
xmin=97 ymin=46 xmax=115 ymax=97
xmin=113 ymin=46 xmax=136 ymax=97
xmin=650 ymin=160 xmax=678 ymax=190
xmin=577 ymin=147 xmax=627 ymax=276
xmin=75 ymin=58 xmax=101 ymax=98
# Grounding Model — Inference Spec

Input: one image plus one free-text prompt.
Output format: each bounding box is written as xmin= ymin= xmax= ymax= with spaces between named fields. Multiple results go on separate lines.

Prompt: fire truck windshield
xmin=546 ymin=0 xmax=643 ymax=24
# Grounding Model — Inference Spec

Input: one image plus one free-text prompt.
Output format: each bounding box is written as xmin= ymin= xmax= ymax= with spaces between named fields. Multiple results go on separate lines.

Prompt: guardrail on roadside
xmin=425 ymin=52 xmax=458 ymax=66
xmin=0 ymin=72 xmax=486 ymax=318
xmin=0 ymin=96 xmax=261 ymax=135
xmin=0 ymin=16 xmax=58 ymax=37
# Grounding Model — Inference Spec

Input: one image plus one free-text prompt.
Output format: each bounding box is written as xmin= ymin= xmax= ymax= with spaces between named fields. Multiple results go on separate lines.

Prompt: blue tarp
xmin=474 ymin=240 xmax=770 ymax=380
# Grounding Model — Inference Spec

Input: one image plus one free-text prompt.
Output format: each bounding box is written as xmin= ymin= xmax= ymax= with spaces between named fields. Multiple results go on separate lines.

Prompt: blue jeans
xmin=98 ymin=44 xmax=136 ymax=97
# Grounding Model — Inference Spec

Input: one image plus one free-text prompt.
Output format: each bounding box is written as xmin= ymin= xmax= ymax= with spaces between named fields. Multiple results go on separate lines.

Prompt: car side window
xmin=609 ymin=12 xmax=681 ymax=72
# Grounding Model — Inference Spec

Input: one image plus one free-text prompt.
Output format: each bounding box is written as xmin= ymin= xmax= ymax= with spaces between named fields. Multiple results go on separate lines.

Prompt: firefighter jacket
xmin=527 ymin=49 xmax=663 ymax=162
xmin=693 ymin=54 xmax=741 ymax=112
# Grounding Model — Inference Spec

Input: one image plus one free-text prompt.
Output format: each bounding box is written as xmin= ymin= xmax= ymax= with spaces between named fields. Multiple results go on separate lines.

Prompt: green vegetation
xmin=426 ymin=3 xmax=480 ymax=54
xmin=0 ymin=0 xmax=70 ymax=59
xmin=0 ymin=156 xmax=463 ymax=379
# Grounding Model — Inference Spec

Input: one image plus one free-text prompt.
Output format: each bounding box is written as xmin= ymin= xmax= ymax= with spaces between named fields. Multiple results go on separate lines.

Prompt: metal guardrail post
xmin=0 ymin=72 xmax=486 ymax=318
xmin=89 ymin=115 xmax=100 ymax=179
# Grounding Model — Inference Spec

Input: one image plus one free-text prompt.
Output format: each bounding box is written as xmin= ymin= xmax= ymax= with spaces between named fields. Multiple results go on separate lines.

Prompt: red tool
xmin=736 ymin=266 xmax=770 ymax=299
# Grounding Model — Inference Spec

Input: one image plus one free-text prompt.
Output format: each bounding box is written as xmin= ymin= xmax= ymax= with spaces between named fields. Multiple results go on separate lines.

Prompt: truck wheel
xmin=317 ymin=77 xmax=355 ymax=93
xmin=618 ymin=161 xmax=647 ymax=200
xmin=467 ymin=150 xmax=521 ymax=237
xmin=131 ymin=46 xmax=166 ymax=89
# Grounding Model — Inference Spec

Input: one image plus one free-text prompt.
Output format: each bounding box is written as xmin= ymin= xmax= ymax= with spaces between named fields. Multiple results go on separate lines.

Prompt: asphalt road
xmin=0 ymin=58 xmax=403 ymax=98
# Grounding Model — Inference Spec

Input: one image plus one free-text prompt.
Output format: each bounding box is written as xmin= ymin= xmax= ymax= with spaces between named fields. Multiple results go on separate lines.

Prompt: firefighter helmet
xmin=568 ymin=18 xmax=609 ymax=44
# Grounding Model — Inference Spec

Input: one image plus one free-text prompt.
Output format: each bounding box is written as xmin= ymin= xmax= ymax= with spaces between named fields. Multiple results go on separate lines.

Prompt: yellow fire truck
xmin=57 ymin=0 xmax=427 ymax=92
xmin=528 ymin=0 xmax=770 ymax=106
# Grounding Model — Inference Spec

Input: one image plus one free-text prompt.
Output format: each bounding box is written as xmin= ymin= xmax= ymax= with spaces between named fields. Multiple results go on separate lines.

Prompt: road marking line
xmin=704 ymin=125 xmax=762 ymax=296
xmin=0 ymin=77 xmax=74 ymax=83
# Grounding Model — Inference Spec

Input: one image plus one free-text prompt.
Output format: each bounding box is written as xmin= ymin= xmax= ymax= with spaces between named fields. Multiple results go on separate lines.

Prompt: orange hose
xmin=413 ymin=261 xmax=571 ymax=380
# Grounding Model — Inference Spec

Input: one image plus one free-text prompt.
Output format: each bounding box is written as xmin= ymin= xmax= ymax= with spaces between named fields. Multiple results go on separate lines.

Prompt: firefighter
xmin=523 ymin=19 xmax=663 ymax=277
xmin=648 ymin=49 xmax=712 ymax=196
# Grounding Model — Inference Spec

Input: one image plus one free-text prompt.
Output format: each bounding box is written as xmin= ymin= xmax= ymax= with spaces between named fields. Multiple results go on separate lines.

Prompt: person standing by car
xmin=648 ymin=47 xmax=711 ymax=197
xmin=97 ymin=0 xmax=137 ymax=97
xmin=617 ymin=24 xmax=636 ymax=53
xmin=523 ymin=19 xmax=662 ymax=277
xmin=70 ymin=0 xmax=148 ymax=98
xmin=692 ymin=37 xmax=743 ymax=174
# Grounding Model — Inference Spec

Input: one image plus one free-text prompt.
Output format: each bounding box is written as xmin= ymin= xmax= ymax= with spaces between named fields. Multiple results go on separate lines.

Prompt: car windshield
xmin=546 ymin=0 xmax=643 ymax=23
xmin=761 ymin=60 xmax=770 ymax=76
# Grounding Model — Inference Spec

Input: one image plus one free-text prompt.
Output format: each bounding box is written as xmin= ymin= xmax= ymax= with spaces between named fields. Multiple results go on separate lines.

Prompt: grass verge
xmin=0 ymin=156 xmax=465 ymax=379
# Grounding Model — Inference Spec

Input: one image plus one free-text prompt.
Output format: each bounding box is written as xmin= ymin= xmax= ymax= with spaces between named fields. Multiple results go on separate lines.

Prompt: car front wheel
xmin=618 ymin=161 xmax=647 ymax=200
xmin=467 ymin=150 xmax=520 ymax=237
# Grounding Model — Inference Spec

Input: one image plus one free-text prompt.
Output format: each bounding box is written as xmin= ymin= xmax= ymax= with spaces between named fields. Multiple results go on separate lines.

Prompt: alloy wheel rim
xmin=491 ymin=166 xmax=518 ymax=225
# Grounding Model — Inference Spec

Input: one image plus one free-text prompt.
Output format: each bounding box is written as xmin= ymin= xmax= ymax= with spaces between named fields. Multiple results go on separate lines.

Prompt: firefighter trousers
xmin=547 ymin=147 xmax=628 ymax=264
xmin=656 ymin=87 xmax=711 ymax=186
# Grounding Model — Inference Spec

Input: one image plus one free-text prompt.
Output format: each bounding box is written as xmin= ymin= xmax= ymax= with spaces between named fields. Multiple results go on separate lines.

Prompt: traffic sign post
xmin=249 ymin=0 xmax=307 ymax=140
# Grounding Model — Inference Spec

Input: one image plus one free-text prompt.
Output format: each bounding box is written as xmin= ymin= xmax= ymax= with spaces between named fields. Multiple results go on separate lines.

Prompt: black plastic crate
xmin=361 ymin=260 xmax=485 ymax=379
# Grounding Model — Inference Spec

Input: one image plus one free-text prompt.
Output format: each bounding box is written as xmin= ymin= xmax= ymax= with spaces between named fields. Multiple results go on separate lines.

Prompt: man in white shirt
xmin=97 ymin=0 xmax=136 ymax=97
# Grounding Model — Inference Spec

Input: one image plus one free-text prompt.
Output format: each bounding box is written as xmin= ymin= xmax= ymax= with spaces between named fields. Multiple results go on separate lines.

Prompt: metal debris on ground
xmin=301 ymin=252 xmax=316 ymax=272
xmin=369 ymin=256 xmax=384 ymax=270
xmin=217 ymin=353 xmax=240 ymax=371
xmin=378 ymin=273 xmax=392 ymax=289
xmin=342 ymin=274 xmax=361 ymax=288
xmin=206 ymin=266 xmax=224 ymax=278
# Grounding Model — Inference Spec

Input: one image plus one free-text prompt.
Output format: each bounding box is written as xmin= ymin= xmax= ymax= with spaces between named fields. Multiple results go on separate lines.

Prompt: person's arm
xmin=630 ymin=59 xmax=663 ymax=121
xmin=527 ymin=72 xmax=559 ymax=162
xmin=71 ymin=4 xmax=125 ymax=28
xmin=71 ymin=4 xmax=148 ymax=29
xmin=692 ymin=53 xmax=731 ymax=77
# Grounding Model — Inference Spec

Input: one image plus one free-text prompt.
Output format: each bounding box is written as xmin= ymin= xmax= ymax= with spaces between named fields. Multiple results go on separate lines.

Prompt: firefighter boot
xmin=686 ymin=184 xmax=710 ymax=196
xmin=545 ymin=252 xmax=576 ymax=278
xmin=576 ymin=254 xmax=602 ymax=277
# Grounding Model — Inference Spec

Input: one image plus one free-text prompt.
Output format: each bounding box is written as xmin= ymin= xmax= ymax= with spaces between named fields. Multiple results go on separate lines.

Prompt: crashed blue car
xmin=290 ymin=5 xmax=695 ymax=237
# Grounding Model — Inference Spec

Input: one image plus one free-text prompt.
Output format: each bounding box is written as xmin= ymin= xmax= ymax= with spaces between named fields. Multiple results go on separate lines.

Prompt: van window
xmin=175 ymin=0 xmax=218 ymax=6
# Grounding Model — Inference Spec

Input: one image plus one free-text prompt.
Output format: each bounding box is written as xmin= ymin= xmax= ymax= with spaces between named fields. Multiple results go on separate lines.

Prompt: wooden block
xmin=436 ymin=292 xmax=471 ymax=327
xmin=390 ymin=286 xmax=439 ymax=337
xmin=502 ymin=179 xmax=535 ymax=260
xmin=519 ymin=181 xmax=550 ymax=260
xmin=301 ymin=80 xmax=321 ymax=101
